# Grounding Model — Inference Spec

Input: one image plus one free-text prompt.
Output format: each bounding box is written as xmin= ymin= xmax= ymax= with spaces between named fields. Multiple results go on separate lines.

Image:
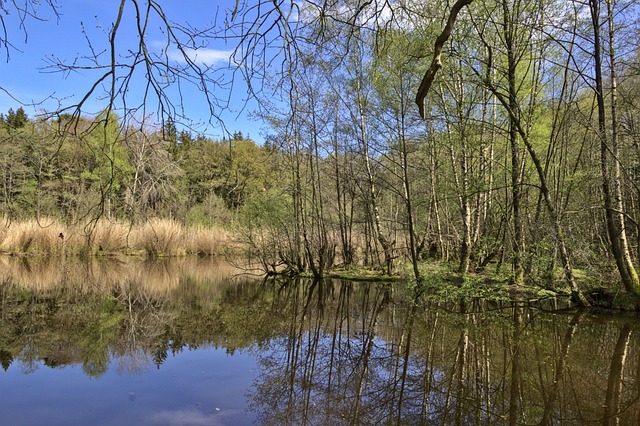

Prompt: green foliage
xmin=241 ymin=188 xmax=291 ymax=226
xmin=0 ymin=107 xmax=28 ymax=129
xmin=82 ymin=112 xmax=133 ymax=200
xmin=181 ymin=134 xmax=273 ymax=210
xmin=0 ymin=109 xmax=277 ymax=226
xmin=239 ymin=189 xmax=295 ymax=272
xmin=185 ymin=193 xmax=230 ymax=227
xmin=1 ymin=0 xmax=640 ymax=301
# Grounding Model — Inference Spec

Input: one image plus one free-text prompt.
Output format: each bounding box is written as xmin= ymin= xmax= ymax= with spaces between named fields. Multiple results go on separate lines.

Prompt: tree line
xmin=0 ymin=109 xmax=271 ymax=227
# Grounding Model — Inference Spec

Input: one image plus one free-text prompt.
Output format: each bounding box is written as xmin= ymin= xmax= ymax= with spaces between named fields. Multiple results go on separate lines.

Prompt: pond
xmin=1 ymin=256 xmax=639 ymax=425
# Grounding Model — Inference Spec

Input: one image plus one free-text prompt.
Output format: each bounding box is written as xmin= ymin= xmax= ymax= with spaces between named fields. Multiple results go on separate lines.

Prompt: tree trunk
xmin=591 ymin=0 xmax=640 ymax=295
xmin=503 ymin=0 xmax=525 ymax=285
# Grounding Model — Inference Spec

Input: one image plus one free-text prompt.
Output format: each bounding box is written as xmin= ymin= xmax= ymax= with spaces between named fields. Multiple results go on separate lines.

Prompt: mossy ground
xmin=314 ymin=260 xmax=640 ymax=311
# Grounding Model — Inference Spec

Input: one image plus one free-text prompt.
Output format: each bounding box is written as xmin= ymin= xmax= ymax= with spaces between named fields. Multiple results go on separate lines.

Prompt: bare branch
xmin=0 ymin=0 xmax=59 ymax=61
xmin=415 ymin=0 xmax=474 ymax=118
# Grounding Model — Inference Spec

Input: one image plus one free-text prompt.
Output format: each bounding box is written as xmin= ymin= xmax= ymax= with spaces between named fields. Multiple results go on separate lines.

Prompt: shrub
xmin=185 ymin=193 xmax=231 ymax=227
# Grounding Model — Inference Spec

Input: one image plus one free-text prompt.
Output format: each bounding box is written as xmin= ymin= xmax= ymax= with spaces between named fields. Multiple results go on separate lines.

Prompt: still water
xmin=1 ymin=256 xmax=639 ymax=425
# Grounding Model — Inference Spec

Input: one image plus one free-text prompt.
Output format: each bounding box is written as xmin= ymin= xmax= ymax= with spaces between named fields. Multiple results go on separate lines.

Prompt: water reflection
xmin=1 ymin=256 xmax=640 ymax=425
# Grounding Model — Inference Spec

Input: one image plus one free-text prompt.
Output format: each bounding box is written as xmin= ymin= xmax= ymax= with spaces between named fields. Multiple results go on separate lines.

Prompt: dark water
xmin=1 ymin=256 xmax=640 ymax=425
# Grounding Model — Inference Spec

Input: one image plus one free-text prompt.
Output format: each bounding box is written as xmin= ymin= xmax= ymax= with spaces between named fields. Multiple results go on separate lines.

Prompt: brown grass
xmin=0 ymin=218 xmax=68 ymax=254
xmin=0 ymin=216 xmax=8 ymax=247
xmin=83 ymin=219 xmax=131 ymax=253
xmin=186 ymin=226 xmax=232 ymax=255
xmin=0 ymin=217 xmax=239 ymax=257
xmin=133 ymin=218 xmax=186 ymax=256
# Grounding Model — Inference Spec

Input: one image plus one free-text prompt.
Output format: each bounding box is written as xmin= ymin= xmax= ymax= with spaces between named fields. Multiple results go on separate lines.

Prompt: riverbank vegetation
xmin=0 ymin=217 xmax=232 ymax=256
xmin=2 ymin=1 xmax=640 ymax=307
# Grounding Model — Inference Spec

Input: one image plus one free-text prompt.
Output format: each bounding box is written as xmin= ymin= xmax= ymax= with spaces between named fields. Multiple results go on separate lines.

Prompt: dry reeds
xmin=0 ymin=218 xmax=68 ymax=254
xmin=83 ymin=219 xmax=131 ymax=253
xmin=0 ymin=217 xmax=238 ymax=257
xmin=133 ymin=218 xmax=185 ymax=256
xmin=186 ymin=225 xmax=232 ymax=255
xmin=0 ymin=217 xmax=8 ymax=249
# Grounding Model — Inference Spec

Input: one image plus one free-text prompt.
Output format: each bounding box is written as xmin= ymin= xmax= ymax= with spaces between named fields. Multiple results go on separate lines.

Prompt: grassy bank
xmin=0 ymin=217 xmax=236 ymax=257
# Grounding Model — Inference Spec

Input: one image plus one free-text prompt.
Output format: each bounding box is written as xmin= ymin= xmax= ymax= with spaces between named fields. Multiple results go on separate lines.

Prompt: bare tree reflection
xmin=111 ymin=279 xmax=172 ymax=375
xmin=3 ymin=261 xmax=640 ymax=424
xmin=539 ymin=311 xmax=583 ymax=425
xmin=508 ymin=307 xmax=523 ymax=426
xmin=249 ymin=279 xmax=397 ymax=425
xmin=603 ymin=324 xmax=632 ymax=426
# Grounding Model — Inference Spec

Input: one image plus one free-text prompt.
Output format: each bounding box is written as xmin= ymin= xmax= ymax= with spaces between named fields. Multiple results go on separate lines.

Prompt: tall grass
xmin=133 ymin=218 xmax=186 ymax=256
xmin=186 ymin=225 xmax=232 ymax=255
xmin=0 ymin=216 xmax=8 ymax=248
xmin=0 ymin=218 xmax=69 ymax=254
xmin=0 ymin=217 xmax=235 ymax=256
xmin=84 ymin=219 xmax=130 ymax=253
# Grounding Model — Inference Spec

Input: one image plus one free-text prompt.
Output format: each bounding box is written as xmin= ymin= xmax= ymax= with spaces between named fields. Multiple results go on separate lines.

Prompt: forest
xmin=2 ymin=0 xmax=640 ymax=306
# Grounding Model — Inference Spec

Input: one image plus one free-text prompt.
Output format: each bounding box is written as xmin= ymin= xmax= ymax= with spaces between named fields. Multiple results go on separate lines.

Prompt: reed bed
xmin=132 ymin=218 xmax=186 ymax=256
xmin=0 ymin=218 xmax=69 ymax=254
xmin=0 ymin=217 xmax=236 ymax=256
xmin=186 ymin=225 xmax=232 ymax=255
xmin=0 ymin=216 xmax=8 ymax=246
xmin=84 ymin=219 xmax=131 ymax=253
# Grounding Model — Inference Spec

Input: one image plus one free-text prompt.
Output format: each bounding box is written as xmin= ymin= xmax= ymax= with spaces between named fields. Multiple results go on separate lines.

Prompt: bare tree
xmin=0 ymin=0 xmax=60 ymax=61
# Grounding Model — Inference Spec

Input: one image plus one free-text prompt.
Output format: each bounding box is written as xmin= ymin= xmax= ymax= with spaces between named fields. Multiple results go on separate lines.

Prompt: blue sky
xmin=0 ymin=0 xmax=268 ymax=142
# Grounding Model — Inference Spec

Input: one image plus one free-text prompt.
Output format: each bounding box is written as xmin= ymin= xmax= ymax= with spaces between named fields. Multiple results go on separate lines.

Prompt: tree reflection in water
xmin=1 ymin=256 xmax=640 ymax=424
xmin=246 ymin=281 xmax=640 ymax=425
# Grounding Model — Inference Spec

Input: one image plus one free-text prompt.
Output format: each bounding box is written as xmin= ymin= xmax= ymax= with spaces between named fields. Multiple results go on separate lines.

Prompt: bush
xmin=185 ymin=193 xmax=231 ymax=227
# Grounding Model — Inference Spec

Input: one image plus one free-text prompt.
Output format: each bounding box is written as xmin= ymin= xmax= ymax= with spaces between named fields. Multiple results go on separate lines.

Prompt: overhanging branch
xmin=415 ymin=0 xmax=473 ymax=118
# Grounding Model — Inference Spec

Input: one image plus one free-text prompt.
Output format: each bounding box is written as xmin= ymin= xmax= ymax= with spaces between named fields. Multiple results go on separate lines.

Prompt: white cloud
xmin=168 ymin=47 xmax=234 ymax=66
xmin=149 ymin=407 xmax=243 ymax=425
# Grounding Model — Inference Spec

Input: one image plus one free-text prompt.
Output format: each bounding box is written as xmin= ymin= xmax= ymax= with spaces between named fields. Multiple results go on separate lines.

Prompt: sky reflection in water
xmin=1 ymin=256 xmax=640 ymax=425
xmin=2 ymin=347 xmax=256 ymax=426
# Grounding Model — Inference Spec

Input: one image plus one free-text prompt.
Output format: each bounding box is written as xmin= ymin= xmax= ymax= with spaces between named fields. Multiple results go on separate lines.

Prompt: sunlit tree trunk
xmin=473 ymin=0 xmax=590 ymax=305
xmin=439 ymin=84 xmax=470 ymax=274
xmin=590 ymin=0 xmax=640 ymax=295
xmin=332 ymin=112 xmax=354 ymax=268
xmin=427 ymin=127 xmax=445 ymax=261
xmin=502 ymin=0 xmax=525 ymax=285
xmin=351 ymin=45 xmax=395 ymax=276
